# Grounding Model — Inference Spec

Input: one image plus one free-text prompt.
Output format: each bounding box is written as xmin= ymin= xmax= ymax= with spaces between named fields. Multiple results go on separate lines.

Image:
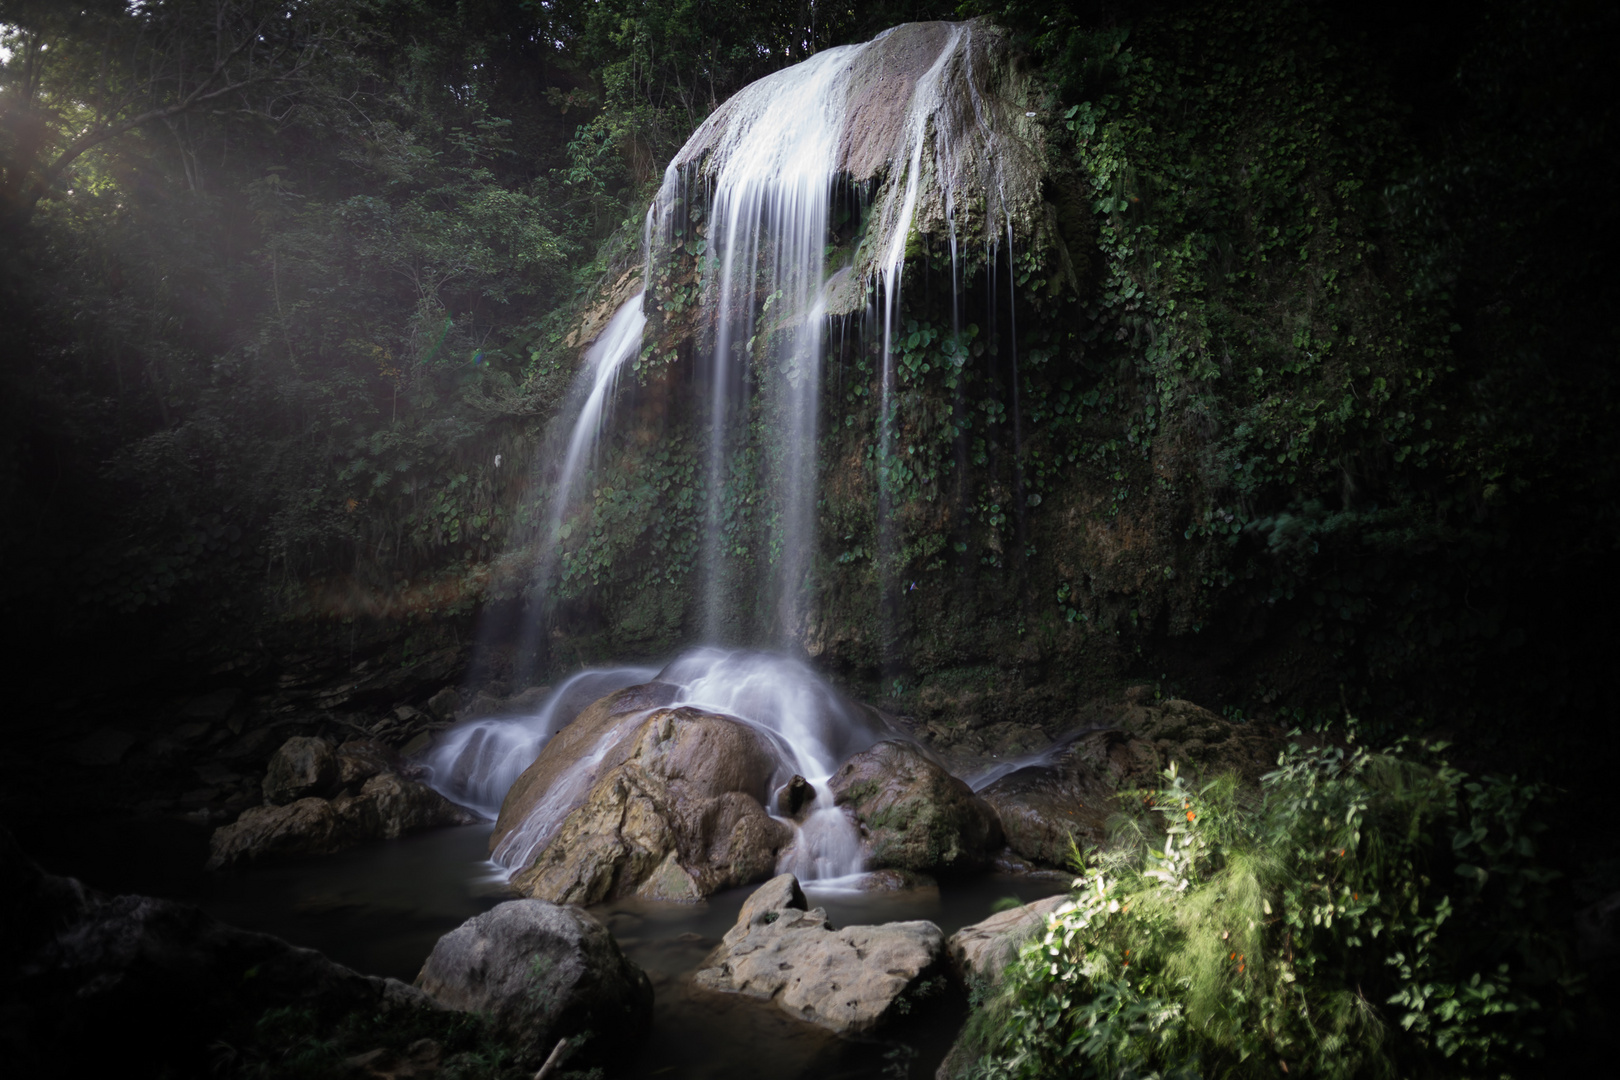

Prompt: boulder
xmin=262 ymin=735 xmax=339 ymax=804
xmin=827 ymin=741 xmax=1002 ymax=875
xmin=416 ymin=899 xmax=652 ymax=1068
xmin=978 ymin=703 xmax=1287 ymax=869
xmin=336 ymin=738 xmax=401 ymax=787
xmin=497 ymin=698 xmax=793 ymax=905
xmin=978 ymin=759 xmax=1113 ymax=870
xmin=1 ymin=831 xmax=435 ymax=1076
xmin=209 ymin=772 xmax=478 ymax=869
xmin=775 ymin=774 xmax=816 ymax=818
xmin=489 ymin=682 xmax=679 ymax=856
xmin=692 ymin=873 xmax=948 ymax=1035
xmin=947 ymin=894 xmax=1070 ymax=985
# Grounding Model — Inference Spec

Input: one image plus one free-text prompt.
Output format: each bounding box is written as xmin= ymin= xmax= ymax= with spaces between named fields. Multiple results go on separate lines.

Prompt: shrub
xmin=972 ymin=735 xmax=1573 ymax=1079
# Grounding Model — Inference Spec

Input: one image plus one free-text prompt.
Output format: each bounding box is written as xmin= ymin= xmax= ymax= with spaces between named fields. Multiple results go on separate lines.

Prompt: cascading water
xmin=420 ymin=665 xmax=657 ymax=817
xmin=656 ymin=18 xmax=1041 ymax=649
xmin=447 ymin=20 xmax=1042 ymax=889
xmin=657 ymin=648 xmax=887 ymax=880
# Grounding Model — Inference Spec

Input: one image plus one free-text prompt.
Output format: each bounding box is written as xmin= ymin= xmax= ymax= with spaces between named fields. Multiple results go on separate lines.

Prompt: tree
xmin=0 ymin=0 xmax=345 ymax=225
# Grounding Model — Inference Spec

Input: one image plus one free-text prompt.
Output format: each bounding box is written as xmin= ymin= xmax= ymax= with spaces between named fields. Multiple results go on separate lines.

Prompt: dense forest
xmin=2 ymin=0 xmax=1617 ymax=1076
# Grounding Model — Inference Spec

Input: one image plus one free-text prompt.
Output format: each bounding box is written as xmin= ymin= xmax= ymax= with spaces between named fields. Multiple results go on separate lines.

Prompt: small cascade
xmin=654 ymin=649 xmax=890 ymax=879
xmin=420 ymin=665 xmax=657 ymax=817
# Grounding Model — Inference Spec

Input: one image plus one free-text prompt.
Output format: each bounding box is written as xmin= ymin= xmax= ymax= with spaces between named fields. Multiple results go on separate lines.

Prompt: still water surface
xmin=177 ymin=823 xmax=1067 ymax=1078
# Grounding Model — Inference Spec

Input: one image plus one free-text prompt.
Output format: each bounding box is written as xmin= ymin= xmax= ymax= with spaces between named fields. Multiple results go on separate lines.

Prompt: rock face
xmin=1 ymin=831 xmax=435 ymax=1076
xmin=947 ymin=894 xmax=1070 ymax=985
xmin=209 ymin=737 xmax=478 ymax=868
xmin=979 ymin=699 xmax=1286 ymax=868
xmin=828 ymin=740 xmax=1002 ymax=875
xmin=693 ymin=874 xmax=948 ymax=1035
xmin=496 ymin=696 xmax=794 ymax=905
xmin=416 ymin=899 xmax=652 ymax=1068
xmin=669 ymin=20 xmax=1044 ymax=314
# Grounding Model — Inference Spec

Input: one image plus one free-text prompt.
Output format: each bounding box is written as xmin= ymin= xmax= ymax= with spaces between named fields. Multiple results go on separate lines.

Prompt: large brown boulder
xmin=416 ymin=899 xmax=652 ymax=1069
xmin=827 ymin=740 xmax=1002 ymax=875
xmin=489 ymin=682 xmax=679 ymax=858
xmin=498 ymin=700 xmax=794 ymax=905
xmin=692 ymin=873 xmax=948 ymax=1035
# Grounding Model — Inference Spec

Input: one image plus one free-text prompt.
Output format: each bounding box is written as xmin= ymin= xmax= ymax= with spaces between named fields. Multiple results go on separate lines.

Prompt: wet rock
xmin=501 ymin=704 xmax=792 ymax=905
xmin=336 ymin=738 xmax=401 ymax=788
xmin=947 ymin=894 xmax=1070 ymax=985
xmin=416 ymin=899 xmax=652 ymax=1068
xmin=979 ymin=760 xmax=1112 ymax=870
xmin=208 ymin=797 xmax=361 ymax=867
xmin=692 ymin=873 xmax=948 ymax=1035
xmin=828 ymin=741 xmax=1002 ymax=876
xmin=671 ymin=20 xmax=1044 ymax=315
xmin=263 ymin=735 xmax=339 ymax=805
xmin=977 ymin=702 xmax=1288 ymax=869
xmin=848 ymin=868 xmax=938 ymax=892
xmin=209 ymin=773 xmax=477 ymax=869
xmin=1 ymin=831 xmax=435 ymax=1076
xmin=775 ymin=774 xmax=816 ymax=818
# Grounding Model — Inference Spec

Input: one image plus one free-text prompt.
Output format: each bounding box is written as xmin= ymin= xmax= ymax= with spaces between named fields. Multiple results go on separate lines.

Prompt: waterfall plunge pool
xmin=102 ymin=819 xmax=1066 ymax=1079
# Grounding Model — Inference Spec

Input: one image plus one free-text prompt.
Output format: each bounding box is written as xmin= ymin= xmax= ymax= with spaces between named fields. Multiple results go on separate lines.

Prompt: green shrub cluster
xmin=967 ymin=736 xmax=1573 ymax=1079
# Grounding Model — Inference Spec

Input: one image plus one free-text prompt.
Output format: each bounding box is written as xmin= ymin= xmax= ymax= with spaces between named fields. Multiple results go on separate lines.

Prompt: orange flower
xmin=1187 ymin=811 xmax=1196 ymax=822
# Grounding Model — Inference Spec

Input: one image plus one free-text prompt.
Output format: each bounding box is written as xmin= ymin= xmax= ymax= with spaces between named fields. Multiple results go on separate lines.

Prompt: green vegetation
xmin=1 ymin=0 xmax=1613 ymax=757
xmin=959 ymin=737 xmax=1573 ymax=1078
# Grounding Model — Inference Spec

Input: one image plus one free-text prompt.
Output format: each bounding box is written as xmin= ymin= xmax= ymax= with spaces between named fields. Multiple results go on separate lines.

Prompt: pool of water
xmin=32 ymin=816 xmax=1069 ymax=1078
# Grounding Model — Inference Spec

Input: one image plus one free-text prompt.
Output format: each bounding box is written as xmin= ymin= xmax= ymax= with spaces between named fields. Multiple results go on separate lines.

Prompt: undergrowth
xmin=961 ymin=733 xmax=1575 ymax=1078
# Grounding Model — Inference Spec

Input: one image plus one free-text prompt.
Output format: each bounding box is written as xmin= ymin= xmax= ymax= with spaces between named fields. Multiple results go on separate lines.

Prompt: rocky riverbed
xmin=3 ymin=646 xmax=1301 ymax=1077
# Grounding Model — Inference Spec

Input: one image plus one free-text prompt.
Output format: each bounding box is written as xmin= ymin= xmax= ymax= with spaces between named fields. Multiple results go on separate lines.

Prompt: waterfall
xmin=447 ymin=20 xmax=1040 ymax=889
xmin=655 ymin=18 xmax=1040 ymax=650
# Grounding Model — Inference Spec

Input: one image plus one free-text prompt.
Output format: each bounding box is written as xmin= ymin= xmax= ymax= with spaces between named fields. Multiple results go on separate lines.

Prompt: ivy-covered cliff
xmin=2 ymin=0 xmax=1615 ymax=774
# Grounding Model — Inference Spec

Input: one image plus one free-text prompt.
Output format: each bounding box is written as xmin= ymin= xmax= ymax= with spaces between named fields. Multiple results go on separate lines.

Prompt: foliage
xmin=970 ymin=737 xmax=1573 ymax=1079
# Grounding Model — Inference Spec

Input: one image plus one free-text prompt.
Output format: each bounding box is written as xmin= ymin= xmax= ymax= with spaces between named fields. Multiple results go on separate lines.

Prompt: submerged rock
xmin=500 ymin=703 xmax=793 ymax=904
xmin=1 ymin=831 xmax=435 ymax=1076
xmin=828 ymin=740 xmax=1002 ymax=875
xmin=947 ymin=894 xmax=1070 ymax=985
xmin=692 ymin=873 xmax=948 ymax=1035
xmin=416 ymin=899 xmax=652 ymax=1068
